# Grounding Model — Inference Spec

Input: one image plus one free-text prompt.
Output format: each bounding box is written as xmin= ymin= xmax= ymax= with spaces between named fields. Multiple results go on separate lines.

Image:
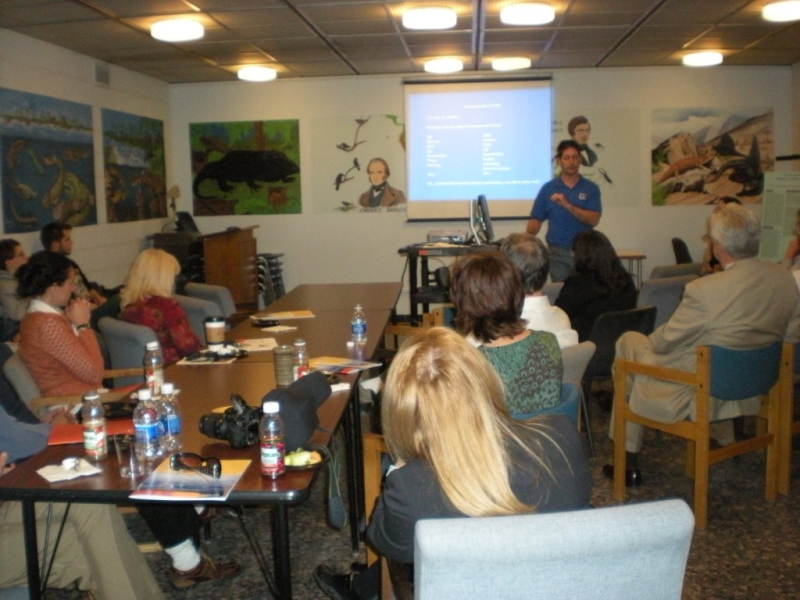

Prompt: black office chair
xmin=582 ymin=306 xmax=657 ymax=417
xmin=671 ymin=237 xmax=693 ymax=264
xmin=434 ymin=266 xmax=451 ymax=303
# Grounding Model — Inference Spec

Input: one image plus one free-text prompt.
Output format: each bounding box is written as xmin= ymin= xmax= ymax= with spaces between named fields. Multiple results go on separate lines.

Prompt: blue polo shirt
xmin=530 ymin=176 xmax=602 ymax=248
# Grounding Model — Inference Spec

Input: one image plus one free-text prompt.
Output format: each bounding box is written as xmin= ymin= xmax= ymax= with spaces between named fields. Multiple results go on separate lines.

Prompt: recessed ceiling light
xmin=238 ymin=66 xmax=277 ymax=82
xmin=500 ymin=2 xmax=555 ymax=26
xmin=763 ymin=1 xmax=800 ymax=22
xmin=492 ymin=56 xmax=532 ymax=71
xmin=424 ymin=58 xmax=463 ymax=74
xmin=403 ymin=7 xmax=458 ymax=30
xmin=682 ymin=51 xmax=723 ymax=67
xmin=151 ymin=19 xmax=204 ymax=42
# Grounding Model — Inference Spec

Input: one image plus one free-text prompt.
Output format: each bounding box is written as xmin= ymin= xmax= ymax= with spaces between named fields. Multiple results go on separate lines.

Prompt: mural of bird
xmin=335 ymin=201 xmax=356 ymax=212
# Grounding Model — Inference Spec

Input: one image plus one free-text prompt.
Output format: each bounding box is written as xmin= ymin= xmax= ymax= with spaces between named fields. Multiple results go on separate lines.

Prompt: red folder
xmin=47 ymin=420 xmax=135 ymax=445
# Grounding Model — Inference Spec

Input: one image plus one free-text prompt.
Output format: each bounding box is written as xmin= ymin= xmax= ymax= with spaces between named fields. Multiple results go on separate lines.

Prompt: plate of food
xmin=284 ymin=444 xmax=329 ymax=471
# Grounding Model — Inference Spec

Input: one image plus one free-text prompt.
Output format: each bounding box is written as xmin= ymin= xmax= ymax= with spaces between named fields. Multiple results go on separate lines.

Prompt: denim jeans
xmin=548 ymin=245 xmax=574 ymax=283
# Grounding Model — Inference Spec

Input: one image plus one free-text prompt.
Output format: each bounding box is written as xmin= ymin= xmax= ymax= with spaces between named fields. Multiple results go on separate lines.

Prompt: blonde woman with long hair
xmin=314 ymin=327 xmax=591 ymax=599
xmin=119 ymin=249 xmax=202 ymax=363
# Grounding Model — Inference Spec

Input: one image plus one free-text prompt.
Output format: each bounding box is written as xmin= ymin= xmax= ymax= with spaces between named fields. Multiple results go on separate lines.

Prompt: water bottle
xmin=260 ymin=401 xmax=285 ymax=479
xmin=133 ymin=388 xmax=160 ymax=461
xmin=292 ymin=339 xmax=309 ymax=381
xmin=81 ymin=391 xmax=107 ymax=461
xmin=159 ymin=382 xmax=182 ymax=453
xmin=143 ymin=341 xmax=164 ymax=397
xmin=351 ymin=304 xmax=367 ymax=347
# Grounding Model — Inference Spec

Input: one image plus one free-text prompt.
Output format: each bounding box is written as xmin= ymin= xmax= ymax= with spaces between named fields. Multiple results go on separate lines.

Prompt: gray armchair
xmin=637 ymin=274 xmax=698 ymax=329
xmin=414 ymin=499 xmax=694 ymax=600
xmin=649 ymin=263 xmax=702 ymax=279
xmin=184 ymin=282 xmax=236 ymax=319
xmin=97 ymin=317 xmax=155 ymax=387
xmin=174 ymin=294 xmax=223 ymax=340
xmin=562 ymin=340 xmax=596 ymax=456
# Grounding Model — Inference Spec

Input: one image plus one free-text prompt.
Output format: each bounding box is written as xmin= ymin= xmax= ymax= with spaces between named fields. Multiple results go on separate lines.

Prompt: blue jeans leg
xmin=548 ymin=245 xmax=574 ymax=282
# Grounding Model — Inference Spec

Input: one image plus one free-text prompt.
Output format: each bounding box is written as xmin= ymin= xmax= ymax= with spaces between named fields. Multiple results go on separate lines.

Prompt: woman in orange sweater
xmin=17 ymin=251 xmax=103 ymax=396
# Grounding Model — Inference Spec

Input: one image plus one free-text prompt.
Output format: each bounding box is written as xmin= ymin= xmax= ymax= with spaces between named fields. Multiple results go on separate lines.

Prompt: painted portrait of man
xmin=358 ymin=157 xmax=406 ymax=208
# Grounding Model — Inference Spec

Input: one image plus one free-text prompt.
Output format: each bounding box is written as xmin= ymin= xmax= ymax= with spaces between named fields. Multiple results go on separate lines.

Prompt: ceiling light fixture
xmin=402 ymin=6 xmax=457 ymax=30
xmin=492 ymin=56 xmax=532 ymax=71
xmin=238 ymin=66 xmax=277 ymax=82
xmin=151 ymin=19 xmax=204 ymax=42
xmin=763 ymin=1 xmax=800 ymax=22
xmin=682 ymin=51 xmax=723 ymax=67
xmin=424 ymin=57 xmax=463 ymax=74
xmin=500 ymin=2 xmax=555 ymax=26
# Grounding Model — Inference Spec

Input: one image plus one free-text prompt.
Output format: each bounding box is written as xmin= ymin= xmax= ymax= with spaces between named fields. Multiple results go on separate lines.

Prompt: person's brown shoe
xmin=166 ymin=554 xmax=242 ymax=589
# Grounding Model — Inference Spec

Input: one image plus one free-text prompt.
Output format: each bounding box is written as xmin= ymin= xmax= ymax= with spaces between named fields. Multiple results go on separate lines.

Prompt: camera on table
xmin=198 ymin=394 xmax=261 ymax=448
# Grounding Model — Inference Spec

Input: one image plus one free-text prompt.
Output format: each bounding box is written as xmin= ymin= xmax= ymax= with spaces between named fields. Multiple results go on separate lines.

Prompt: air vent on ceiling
xmin=95 ymin=62 xmax=110 ymax=87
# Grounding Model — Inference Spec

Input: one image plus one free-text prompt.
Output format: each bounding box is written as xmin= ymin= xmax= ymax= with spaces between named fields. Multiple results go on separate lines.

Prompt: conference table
xmin=229 ymin=281 xmax=402 ymax=549
xmin=0 ymin=281 xmax=402 ymax=600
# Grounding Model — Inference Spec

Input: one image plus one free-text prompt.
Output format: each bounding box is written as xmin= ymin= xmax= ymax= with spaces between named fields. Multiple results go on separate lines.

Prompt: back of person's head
xmin=0 ymin=239 xmax=20 ymax=270
xmin=500 ymin=233 xmax=550 ymax=294
xmin=708 ymin=204 xmax=760 ymax=259
xmin=450 ymin=251 xmax=525 ymax=343
xmin=16 ymin=251 xmax=73 ymax=298
xmin=120 ymin=248 xmax=181 ymax=308
xmin=381 ymin=327 xmax=534 ymax=517
xmin=572 ymin=230 xmax=629 ymax=293
xmin=556 ymin=139 xmax=581 ymax=158
xmin=718 ymin=196 xmax=741 ymax=206
xmin=40 ymin=222 xmax=70 ymax=251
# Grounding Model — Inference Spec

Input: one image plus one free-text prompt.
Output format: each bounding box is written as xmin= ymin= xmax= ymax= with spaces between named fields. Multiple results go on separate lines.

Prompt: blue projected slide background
xmin=405 ymin=80 xmax=552 ymax=221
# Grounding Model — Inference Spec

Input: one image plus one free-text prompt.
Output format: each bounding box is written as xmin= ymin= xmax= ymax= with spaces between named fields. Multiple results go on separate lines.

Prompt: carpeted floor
xmin=45 ymin=400 xmax=800 ymax=599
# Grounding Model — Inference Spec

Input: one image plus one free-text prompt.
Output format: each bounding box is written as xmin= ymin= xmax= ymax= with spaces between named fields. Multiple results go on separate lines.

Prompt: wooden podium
xmin=202 ymin=226 xmax=259 ymax=312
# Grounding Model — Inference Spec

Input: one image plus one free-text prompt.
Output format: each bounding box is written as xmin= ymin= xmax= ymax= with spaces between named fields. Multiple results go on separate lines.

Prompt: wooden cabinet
xmin=202 ymin=226 xmax=259 ymax=312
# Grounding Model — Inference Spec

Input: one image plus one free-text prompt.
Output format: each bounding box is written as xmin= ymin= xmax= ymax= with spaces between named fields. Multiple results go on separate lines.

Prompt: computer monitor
xmin=469 ymin=194 xmax=494 ymax=244
xmin=175 ymin=211 xmax=199 ymax=233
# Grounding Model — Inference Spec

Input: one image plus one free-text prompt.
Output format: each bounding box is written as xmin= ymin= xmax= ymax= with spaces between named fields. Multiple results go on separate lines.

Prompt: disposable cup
xmin=204 ymin=317 xmax=226 ymax=345
xmin=114 ymin=434 xmax=144 ymax=478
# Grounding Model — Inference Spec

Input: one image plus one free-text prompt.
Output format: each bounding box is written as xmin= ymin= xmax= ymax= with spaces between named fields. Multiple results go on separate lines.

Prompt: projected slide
xmin=405 ymin=80 xmax=552 ymax=221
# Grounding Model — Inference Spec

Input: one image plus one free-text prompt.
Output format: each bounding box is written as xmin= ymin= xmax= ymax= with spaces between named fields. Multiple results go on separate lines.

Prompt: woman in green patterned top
xmin=451 ymin=251 xmax=563 ymax=415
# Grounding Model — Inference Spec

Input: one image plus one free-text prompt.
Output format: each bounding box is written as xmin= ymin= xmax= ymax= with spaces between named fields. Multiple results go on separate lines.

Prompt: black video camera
xmin=198 ymin=394 xmax=261 ymax=448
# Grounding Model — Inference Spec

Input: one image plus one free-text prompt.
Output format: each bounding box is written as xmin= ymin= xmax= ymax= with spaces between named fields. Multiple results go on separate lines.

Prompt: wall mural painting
xmin=102 ymin=109 xmax=167 ymax=223
xmin=552 ymin=109 xmax=639 ymax=207
xmin=0 ymin=87 xmax=96 ymax=233
xmin=651 ymin=108 xmax=773 ymax=206
xmin=309 ymin=114 xmax=406 ymax=214
xmin=190 ymin=120 xmax=300 ymax=216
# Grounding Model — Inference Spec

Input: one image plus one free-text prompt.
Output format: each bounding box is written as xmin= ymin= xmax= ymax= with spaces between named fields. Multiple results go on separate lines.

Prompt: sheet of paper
xmin=309 ymin=356 xmax=382 ymax=373
xmin=251 ymin=310 xmax=315 ymax=321
xmin=261 ymin=325 xmax=296 ymax=332
xmin=37 ymin=459 xmax=102 ymax=482
xmin=176 ymin=355 xmax=237 ymax=365
xmin=235 ymin=338 xmax=278 ymax=352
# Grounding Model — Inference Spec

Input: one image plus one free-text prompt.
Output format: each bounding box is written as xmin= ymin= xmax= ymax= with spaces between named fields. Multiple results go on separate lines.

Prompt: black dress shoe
xmin=314 ymin=564 xmax=358 ymax=600
xmin=602 ymin=463 xmax=643 ymax=488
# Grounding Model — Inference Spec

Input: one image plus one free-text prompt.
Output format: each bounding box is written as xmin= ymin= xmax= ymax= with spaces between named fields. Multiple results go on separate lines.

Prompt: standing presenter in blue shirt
xmin=527 ymin=139 xmax=602 ymax=282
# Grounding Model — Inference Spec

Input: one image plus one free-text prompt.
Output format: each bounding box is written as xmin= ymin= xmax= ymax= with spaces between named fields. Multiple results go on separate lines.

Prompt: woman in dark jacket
xmin=555 ymin=230 xmax=637 ymax=341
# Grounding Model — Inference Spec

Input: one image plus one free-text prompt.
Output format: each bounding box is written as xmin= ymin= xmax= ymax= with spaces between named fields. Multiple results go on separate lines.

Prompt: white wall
xmin=1 ymin=29 xmax=795 ymax=314
xmin=0 ymin=30 xmax=171 ymax=287
xmin=170 ymin=66 xmax=793 ymax=313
